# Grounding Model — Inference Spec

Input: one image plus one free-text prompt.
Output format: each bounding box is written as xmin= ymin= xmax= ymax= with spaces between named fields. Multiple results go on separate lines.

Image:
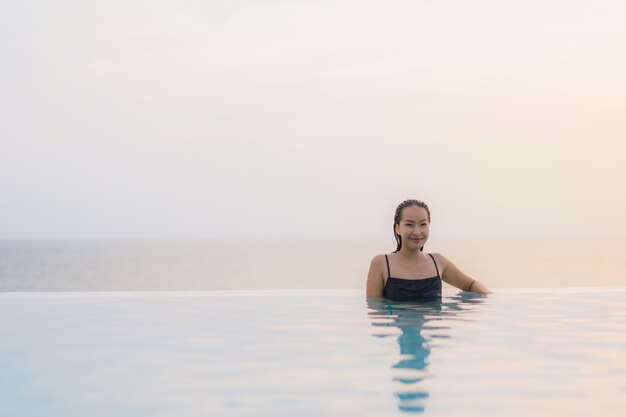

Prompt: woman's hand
xmin=471 ymin=280 xmax=492 ymax=296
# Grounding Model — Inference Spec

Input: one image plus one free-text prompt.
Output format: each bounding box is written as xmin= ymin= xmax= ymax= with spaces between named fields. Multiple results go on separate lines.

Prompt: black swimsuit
xmin=382 ymin=253 xmax=442 ymax=302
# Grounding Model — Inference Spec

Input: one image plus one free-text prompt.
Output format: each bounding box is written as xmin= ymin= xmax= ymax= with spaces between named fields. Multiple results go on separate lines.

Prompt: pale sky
xmin=1 ymin=0 xmax=625 ymax=239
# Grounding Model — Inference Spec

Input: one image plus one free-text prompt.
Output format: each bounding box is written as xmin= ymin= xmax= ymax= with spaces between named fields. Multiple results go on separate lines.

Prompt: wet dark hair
xmin=393 ymin=199 xmax=431 ymax=253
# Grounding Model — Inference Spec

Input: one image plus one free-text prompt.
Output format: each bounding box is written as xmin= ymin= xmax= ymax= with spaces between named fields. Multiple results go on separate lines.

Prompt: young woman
xmin=366 ymin=199 xmax=492 ymax=301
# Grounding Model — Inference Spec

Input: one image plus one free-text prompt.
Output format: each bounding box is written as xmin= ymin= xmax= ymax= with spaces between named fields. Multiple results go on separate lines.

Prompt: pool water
xmin=1 ymin=289 xmax=624 ymax=416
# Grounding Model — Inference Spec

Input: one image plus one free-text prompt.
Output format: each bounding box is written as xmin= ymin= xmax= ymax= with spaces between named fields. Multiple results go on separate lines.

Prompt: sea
xmin=1 ymin=239 xmax=625 ymax=417
xmin=1 ymin=238 xmax=625 ymax=291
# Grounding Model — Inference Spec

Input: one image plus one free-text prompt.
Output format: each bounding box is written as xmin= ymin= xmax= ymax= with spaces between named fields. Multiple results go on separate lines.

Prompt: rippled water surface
xmin=1 ymin=289 xmax=624 ymax=416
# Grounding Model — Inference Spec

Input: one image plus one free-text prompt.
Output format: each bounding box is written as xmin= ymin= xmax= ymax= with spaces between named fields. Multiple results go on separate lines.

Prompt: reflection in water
xmin=367 ymin=293 xmax=485 ymax=413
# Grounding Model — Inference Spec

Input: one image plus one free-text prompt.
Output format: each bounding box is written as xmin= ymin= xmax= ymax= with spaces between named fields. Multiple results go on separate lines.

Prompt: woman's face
xmin=395 ymin=205 xmax=430 ymax=251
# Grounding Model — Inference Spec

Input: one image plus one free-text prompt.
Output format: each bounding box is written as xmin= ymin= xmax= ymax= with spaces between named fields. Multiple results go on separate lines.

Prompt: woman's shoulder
xmin=370 ymin=253 xmax=388 ymax=264
xmin=369 ymin=254 xmax=390 ymax=270
xmin=427 ymin=252 xmax=451 ymax=267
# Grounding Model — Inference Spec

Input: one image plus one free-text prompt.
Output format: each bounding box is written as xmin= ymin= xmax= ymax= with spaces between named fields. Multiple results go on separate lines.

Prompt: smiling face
xmin=394 ymin=205 xmax=430 ymax=252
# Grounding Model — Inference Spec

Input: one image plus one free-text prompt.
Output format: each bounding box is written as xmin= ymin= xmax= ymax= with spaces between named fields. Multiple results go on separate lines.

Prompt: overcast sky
xmin=1 ymin=0 xmax=624 ymax=239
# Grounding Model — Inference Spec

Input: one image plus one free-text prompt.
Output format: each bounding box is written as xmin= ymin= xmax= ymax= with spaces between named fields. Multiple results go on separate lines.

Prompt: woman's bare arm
xmin=433 ymin=253 xmax=492 ymax=295
xmin=366 ymin=255 xmax=385 ymax=298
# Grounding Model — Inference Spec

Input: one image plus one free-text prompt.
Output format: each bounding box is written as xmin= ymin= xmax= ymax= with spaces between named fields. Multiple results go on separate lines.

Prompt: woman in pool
xmin=366 ymin=199 xmax=491 ymax=301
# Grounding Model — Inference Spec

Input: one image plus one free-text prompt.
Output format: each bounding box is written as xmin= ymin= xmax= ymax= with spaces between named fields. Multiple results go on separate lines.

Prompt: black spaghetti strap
xmin=428 ymin=253 xmax=440 ymax=278
xmin=384 ymin=254 xmax=391 ymax=279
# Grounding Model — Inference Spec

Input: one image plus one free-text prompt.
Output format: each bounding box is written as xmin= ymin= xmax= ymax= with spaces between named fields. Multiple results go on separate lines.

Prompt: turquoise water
xmin=0 ymin=289 xmax=625 ymax=416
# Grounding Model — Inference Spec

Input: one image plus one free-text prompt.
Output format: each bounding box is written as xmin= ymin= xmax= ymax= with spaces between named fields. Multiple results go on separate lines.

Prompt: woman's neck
xmin=397 ymin=247 xmax=424 ymax=261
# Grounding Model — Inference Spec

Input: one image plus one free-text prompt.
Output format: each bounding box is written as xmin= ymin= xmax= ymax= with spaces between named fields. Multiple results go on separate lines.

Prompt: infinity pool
xmin=1 ymin=289 xmax=624 ymax=416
